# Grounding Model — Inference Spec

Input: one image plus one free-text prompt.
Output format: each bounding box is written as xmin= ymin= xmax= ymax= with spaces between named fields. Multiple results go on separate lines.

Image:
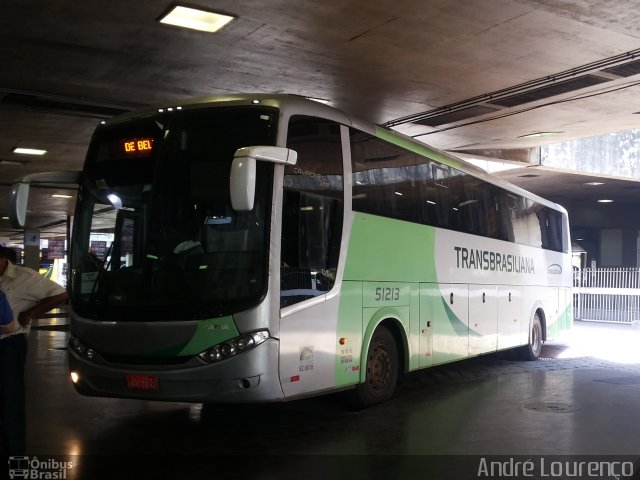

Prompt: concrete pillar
xmin=23 ymin=229 xmax=40 ymax=271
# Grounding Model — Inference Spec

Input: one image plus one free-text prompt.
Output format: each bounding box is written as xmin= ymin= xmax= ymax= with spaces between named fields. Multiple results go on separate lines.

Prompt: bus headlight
xmin=69 ymin=335 xmax=97 ymax=362
xmin=198 ymin=330 xmax=270 ymax=364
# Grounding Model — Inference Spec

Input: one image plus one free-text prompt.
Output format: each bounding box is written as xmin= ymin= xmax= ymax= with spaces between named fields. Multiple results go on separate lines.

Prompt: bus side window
xmin=350 ymin=130 xmax=421 ymax=223
xmin=537 ymin=206 xmax=565 ymax=252
xmin=498 ymin=191 xmax=517 ymax=242
xmin=282 ymin=116 xmax=344 ymax=308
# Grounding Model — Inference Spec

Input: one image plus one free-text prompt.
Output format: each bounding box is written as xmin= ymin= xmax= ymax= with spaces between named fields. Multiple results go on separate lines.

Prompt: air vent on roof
xmin=413 ymin=105 xmax=499 ymax=127
xmin=0 ymin=92 xmax=129 ymax=118
xmin=386 ymin=48 xmax=640 ymax=129
xmin=601 ymin=58 xmax=640 ymax=77
xmin=488 ymin=75 xmax=610 ymax=108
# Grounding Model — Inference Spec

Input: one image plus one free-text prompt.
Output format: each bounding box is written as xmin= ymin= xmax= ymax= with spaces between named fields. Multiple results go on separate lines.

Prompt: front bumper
xmin=68 ymin=338 xmax=284 ymax=403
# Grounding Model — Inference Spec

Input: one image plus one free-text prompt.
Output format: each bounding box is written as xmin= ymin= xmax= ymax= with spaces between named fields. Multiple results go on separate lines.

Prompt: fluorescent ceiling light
xmin=13 ymin=147 xmax=46 ymax=155
xmin=51 ymin=194 xmax=73 ymax=199
xmin=306 ymin=97 xmax=331 ymax=105
xmin=597 ymin=199 xmax=614 ymax=203
xmin=517 ymin=132 xmax=561 ymax=139
xmin=584 ymin=181 xmax=604 ymax=186
xmin=159 ymin=6 xmax=235 ymax=33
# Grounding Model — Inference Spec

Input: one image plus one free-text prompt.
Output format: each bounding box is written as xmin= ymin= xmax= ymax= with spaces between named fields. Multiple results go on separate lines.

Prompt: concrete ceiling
xmin=3 ymin=0 xmax=640 ymax=240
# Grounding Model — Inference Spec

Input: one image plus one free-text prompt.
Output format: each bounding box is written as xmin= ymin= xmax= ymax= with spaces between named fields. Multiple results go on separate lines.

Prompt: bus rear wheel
xmin=519 ymin=313 xmax=543 ymax=361
xmin=352 ymin=326 xmax=399 ymax=407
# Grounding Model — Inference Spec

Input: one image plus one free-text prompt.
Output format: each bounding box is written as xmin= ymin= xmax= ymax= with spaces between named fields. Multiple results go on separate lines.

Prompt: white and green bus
xmin=23 ymin=94 xmax=571 ymax=406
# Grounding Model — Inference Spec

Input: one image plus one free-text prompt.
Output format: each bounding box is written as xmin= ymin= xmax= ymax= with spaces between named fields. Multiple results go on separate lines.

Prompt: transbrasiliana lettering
xmin=454 ymin=246 xmax=535 ymax=274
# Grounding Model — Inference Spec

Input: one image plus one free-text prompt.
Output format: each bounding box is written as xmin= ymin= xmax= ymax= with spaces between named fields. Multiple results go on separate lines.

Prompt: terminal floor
xmin=9 ymin=317 xmax=640 ymax=479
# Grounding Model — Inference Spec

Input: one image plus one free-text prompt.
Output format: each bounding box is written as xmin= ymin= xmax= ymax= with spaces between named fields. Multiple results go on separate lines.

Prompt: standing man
xmin=0 ymin=246 xmax=68 ymax=455
xmin=0 ymin=288 xmax=16 ymax=456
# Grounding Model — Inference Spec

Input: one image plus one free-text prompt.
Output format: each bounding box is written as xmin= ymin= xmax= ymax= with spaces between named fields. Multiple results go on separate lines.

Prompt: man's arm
xmin=1 ymin=318 xmax=18 ymax=334
xmin=18 ymin=291 xmax=69 ymax=327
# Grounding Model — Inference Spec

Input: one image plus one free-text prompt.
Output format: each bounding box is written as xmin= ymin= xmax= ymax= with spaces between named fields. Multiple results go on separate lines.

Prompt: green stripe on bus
xmin=343 ymin=212 xmax=438 ymax=283
xmin=441 ymin=297 xmax=475 ymax=337
xmin=176 ymin=316 xmax=239 ymax=356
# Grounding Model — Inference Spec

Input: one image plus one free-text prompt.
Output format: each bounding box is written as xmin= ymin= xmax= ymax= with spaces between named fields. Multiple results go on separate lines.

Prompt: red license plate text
xmin=126 ymin=375 xmax=159 ymax=391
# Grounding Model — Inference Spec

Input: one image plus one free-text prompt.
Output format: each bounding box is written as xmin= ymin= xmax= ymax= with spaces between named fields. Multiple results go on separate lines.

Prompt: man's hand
xmin=18 ymin=311 xmax=32 ymax=327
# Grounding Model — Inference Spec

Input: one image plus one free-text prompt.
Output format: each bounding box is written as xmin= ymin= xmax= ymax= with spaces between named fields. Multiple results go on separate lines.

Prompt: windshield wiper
xmin=88 ymin=241 xmax=114 ymax=306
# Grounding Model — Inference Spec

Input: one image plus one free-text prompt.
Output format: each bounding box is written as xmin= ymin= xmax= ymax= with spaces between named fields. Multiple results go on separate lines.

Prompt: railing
xmin=573 ymin=268 xmax=640 ymax=324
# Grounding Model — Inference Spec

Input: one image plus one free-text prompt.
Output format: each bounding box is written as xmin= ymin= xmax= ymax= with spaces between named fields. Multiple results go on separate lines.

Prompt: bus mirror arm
xmin=230 ymin=146 xmax=298 ymax=211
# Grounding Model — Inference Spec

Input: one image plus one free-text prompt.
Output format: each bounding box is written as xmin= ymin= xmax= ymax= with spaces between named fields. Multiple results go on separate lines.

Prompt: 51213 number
xmin=374 ymin=287 xmax=400 ymax=302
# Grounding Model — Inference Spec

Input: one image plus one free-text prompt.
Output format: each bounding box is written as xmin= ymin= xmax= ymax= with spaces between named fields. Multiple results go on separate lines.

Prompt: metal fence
xmin=573 ymin=268 xmax=640 ymax=324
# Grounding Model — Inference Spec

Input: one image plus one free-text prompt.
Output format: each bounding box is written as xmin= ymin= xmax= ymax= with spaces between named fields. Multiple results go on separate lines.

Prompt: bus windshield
xmin=71 ymin=106 xmax=277 ymax=321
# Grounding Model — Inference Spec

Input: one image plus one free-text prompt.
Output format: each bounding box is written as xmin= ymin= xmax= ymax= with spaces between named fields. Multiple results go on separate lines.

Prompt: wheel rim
xmin=367 ymin=345 xmax=392 ymax=392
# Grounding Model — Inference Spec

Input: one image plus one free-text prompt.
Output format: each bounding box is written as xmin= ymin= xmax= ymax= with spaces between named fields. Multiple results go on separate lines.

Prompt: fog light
xmin=70 ymin=371 xmax=80 ymax=384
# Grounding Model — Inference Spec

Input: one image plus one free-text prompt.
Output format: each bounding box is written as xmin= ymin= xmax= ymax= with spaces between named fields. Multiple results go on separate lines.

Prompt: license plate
xmin=126 ymin=375 xmax=159 ymax=391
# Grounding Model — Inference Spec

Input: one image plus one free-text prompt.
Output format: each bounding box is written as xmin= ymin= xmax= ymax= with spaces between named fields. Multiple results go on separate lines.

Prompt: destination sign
xmin=122 ymin=137 xmax=154 ymax=155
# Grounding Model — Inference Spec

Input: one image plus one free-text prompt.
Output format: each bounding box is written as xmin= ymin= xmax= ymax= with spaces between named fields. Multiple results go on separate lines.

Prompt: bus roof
xmin=101 ymin=93 xmax=567 ymax=216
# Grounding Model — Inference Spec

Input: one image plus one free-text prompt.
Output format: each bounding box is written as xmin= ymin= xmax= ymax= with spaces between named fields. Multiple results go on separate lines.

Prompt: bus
xmin=13 ymin=94 xmax=572 ymax=406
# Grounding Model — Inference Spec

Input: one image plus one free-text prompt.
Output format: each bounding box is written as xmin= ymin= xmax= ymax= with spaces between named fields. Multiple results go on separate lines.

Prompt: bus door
xmin=278 ymin=116 xmax=346 ymax=398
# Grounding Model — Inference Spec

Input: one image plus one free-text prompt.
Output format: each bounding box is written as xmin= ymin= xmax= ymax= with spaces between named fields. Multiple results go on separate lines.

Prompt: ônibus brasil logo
xmin=8 ymin=456 xmax=73 ymax=479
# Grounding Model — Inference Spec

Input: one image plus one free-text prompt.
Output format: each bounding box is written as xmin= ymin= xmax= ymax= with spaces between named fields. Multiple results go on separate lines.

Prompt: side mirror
xmin=230 ymin=156 xmax=257 ymax=211
xmin=9 ymin=182 xmax=30 ymax=228
xmin=7 ymin=170 xmax=81 ymax=228
xmin=230 ymin=146 xmax=297 ymax=211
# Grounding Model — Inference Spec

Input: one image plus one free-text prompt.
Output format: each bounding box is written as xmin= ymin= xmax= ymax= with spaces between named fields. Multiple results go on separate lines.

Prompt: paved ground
xmin=7 ymin=318 xmax=640 ymax=479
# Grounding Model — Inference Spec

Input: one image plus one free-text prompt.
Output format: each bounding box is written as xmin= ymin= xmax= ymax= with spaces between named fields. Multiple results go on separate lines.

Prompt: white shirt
xmin=0 ymin=261 xmax=67 ymax=339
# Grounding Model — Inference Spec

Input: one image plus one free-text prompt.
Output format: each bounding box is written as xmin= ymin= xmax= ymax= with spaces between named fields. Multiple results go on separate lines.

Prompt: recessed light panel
xmin=159 ymin=6 xmax=234 ymax=33
xmin=597 ymin=199 xmax=614 ymax=203
xmin=13 ymin=147 xmax=46 ymax=155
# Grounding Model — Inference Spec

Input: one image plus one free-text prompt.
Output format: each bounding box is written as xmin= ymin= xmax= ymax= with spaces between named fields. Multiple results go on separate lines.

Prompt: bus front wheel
xmin=519 ymin=313 xmax=543 ymax=361
xmin=353 ymin=326 xmax=399 ymax=407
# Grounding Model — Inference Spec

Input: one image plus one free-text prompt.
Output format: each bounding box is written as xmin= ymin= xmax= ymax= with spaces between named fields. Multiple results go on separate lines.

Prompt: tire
xmin=352 ymin=326 xmax=399 ymax=407
xmin=519 ymin=313 xmax=543 ymax=361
